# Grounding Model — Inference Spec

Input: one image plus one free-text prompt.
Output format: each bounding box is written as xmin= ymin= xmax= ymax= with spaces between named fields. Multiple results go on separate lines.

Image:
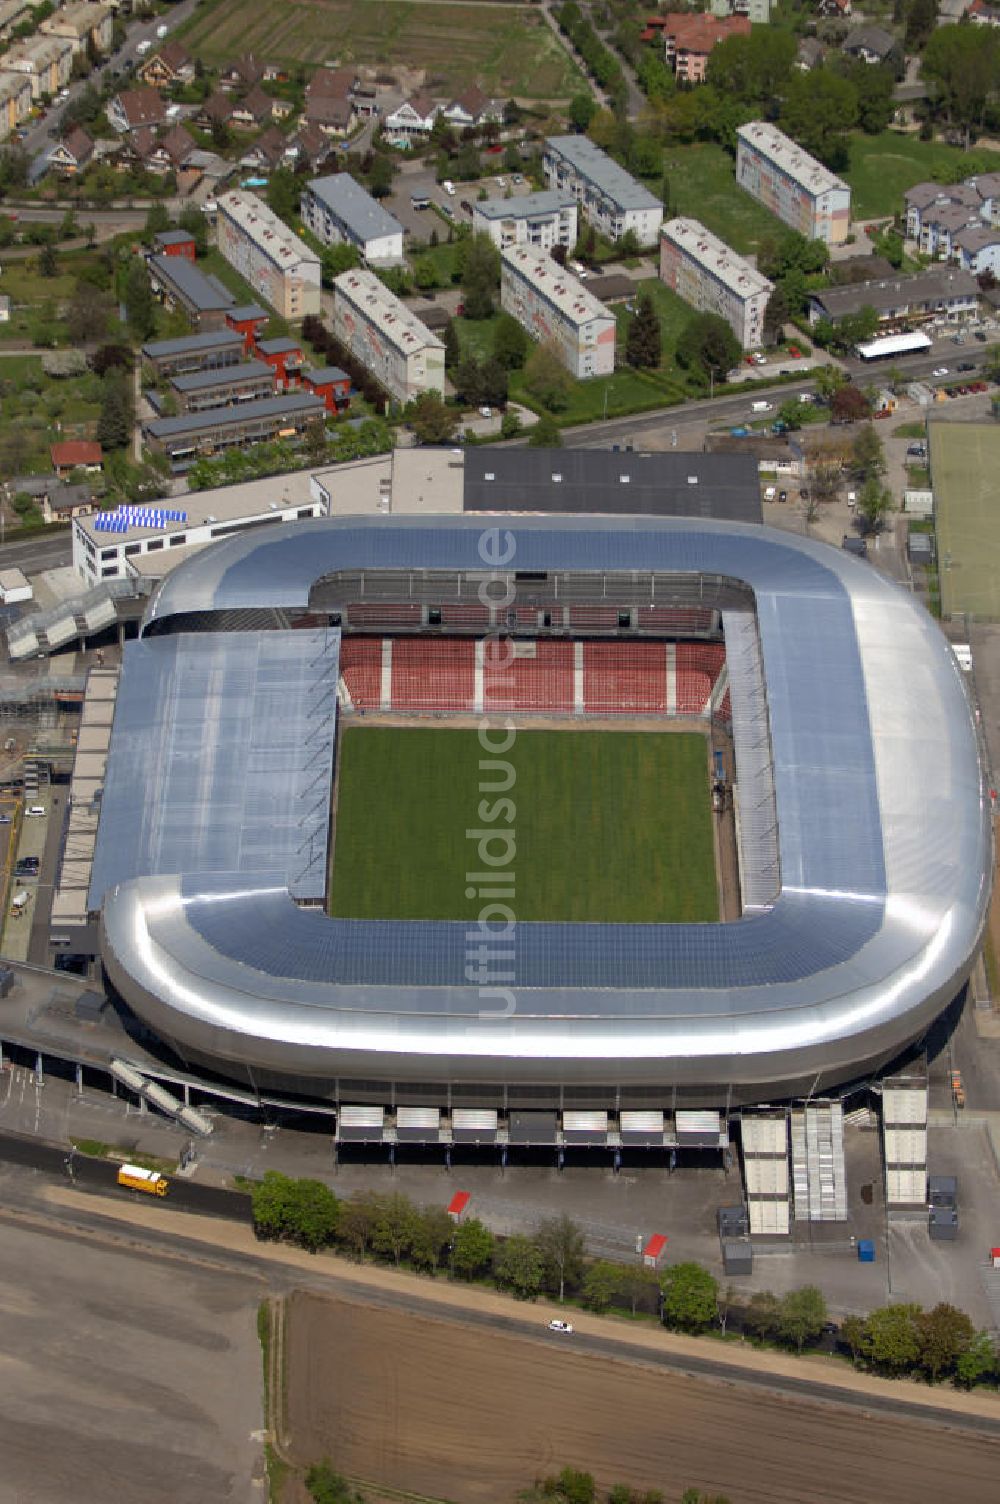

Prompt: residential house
xmin=383 ymin=93 xmax=439 ymax=141
xmin=472 ymin=190 xmax=578 ymax=253
xmin=241 ymin=124 xmax=290 ymax=174
xmin=147 ymin=252 xmax=236 ymax=329
xmin=332 ymin=267 xmax=445 ymax=403
xmin=41 ymin=483 xmax=93 ymax=523
xmin=225 ymin=303 xmax=269 ymax=352
xmin=40 ymin=2 xmax=113 ymax=55
xmin=815 ymin=0 xmax=851 ymax=13
xmin=660 ymin=217 xmax=772 ymax=351
xmin=108 ymin=85 xmax=166 ymax=133
xmin=0 ymin=71 xmax=33 ymax=142
xmin=966 ymin=172 xmax=1000 ymax=223
xmin=46 ymin=125 xmax=94 ymax=175
xmin=904 ymin=182 xmax=981 ymax=250
xmin=806 ymin=267 xmax=979 ymax=328
xmin=196 ymin=90 xmax=231 ymax=132
xmin=736 ymin=121 xmax=851 ymax=244
xmin=441 ymin=84 xmax=502 ymax=129
xmin=969 ymin=0 xmax=1000 ymax=23
xmin=304 ymin=90 xmax=355 ymax=136
xmin=232 ymin=83 xmax=273 ymax=130
xmin=307 ymin=65 xmax=356 ymax=99
xmin=0 ymin=34 xmax=74 ymax=98
xmin=952 ymin=223 xmax=1000 ymax=276
xmin=51 ymin=440 xmax=103 ymax=478
xmin=255 ymin=335 xmax=304 ymax=387
xmin=286 ymin=120 xmax=334 ymax=171
xmin=113 ymin=122 xmax=156 ymax=169
xmin=796 ymin=37 xmax=825 ymax=70
xmin=919 ymin=201 xmax=982 ymax=259
xmin=269 ymin=95 xmax=294 ymax=122
xmin=661 ymin=12 xmax=750 ymax=82
xmin=219 ymin=55 xmax=264 ymax=92
xmin=137 ymin=40 xmax=196 ymax=89
xmin=841 ymin=25 xmax=896 ymax=64
xmin=141 ymin=123 xmax=194 ymax=174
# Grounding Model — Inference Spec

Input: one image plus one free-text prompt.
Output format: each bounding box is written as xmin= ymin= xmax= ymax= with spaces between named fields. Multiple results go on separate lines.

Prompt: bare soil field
xmin=285 ymin=1291 xmax=1000 ymax=1504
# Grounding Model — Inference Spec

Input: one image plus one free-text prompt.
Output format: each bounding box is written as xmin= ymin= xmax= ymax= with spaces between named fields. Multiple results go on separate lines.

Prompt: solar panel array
xmin=89 ymin=629 xmax=339 ymax=909
xmin=94 ymin=507 xmax=188 ymax=534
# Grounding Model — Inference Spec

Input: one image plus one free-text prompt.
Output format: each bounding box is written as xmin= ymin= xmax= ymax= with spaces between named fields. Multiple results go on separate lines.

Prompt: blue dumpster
xmin=857 ymin=1238 xmax=876 ymax=1263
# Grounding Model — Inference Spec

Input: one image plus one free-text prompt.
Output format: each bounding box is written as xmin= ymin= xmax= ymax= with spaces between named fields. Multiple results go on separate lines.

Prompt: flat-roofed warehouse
xmin=463 ymin=448 xmax=763 ymax=524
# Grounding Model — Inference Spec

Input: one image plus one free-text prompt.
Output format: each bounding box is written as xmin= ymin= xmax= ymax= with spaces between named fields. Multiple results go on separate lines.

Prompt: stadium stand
xmin=483 ymin=639 xmax=574 ymax=712
xmin=346 ymin=603 xmax=422 ymax=628
xmin=339 ymin=637 xmax=382 ymax=709
xmin=392 ymin=638 xmax=475 ymax=711
xmin=570 ymin=606 xmax=624 ymax=629
xmin=639 ymin=606 xmax=715 ymax=634
xmin=583 ymin=642 xmax=667 ymax=714
xmin=676 ymin=642 xmax=725 ymax=715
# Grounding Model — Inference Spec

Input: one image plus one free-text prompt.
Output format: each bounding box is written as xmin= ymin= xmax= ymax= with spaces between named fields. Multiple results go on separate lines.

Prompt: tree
xmin=305 ymin=1462 xmax=365 ymax=1504
xmin=660 ymin=1262 xmax=719 ymax=1332
xmin=321 ymin=242 xmax=361 ymax=282
xmin=409 ymin=1205 xmax=455 ymax=1272
xmin=455 ymin=353 xmax=486 ymax=407
xmin=304 ymin=415 xmax=328 ymax=464
xmin=443 ymin=318 xmax=462 ymax=371
xmin=407 ymin=391 xmax=458 ymax=444
xmin=830 ymin=384 xmax=870 ymax=425
xmin=625 ymin=293 xmax=661 ymax=369
xmin=95 ymin=371 xmax=133 ymax=451
xmin=38 ymin=241 xmax=58 ymax=278
xmin=67 ymin=282 xmax=112 ymax=343
xmin=535 ymin=1214 xmax=585 ymax=1302
xmin=451 ymin=1216 xmax=495 ymax=1277
xmin=581 ymin=1259 xmax=623 ymax=1313
xmin=851 ymin=422 xmax=885 ymax=480
xmin=461 ymin=232 xmax=500 ymax=320
xmin=956 ymin=1331 xmax=996 ymax=1389
xmin=763 ymin=286 xmax=790 ymax=346
xmin=337 ymin=1191 xmax=381 ymax=1260
xmin=367 ymin=152 xmax=394 ymax=198
xmin=144 ymin=201 xmax=171 ymax=239
xmin=776 ymin=1286 xmax=827 ymax=1353
xmin=618 ymin=1263 xmax=660 ymax=1317
xmin=267 ymin=165 xmax=300 ymax=222
xmin=250 ymin=1171 xmax=340 ymax=1253
xmin=742 ymin=1289 xmax=781 ymax=1343
xmin=922 ymin=26 xmax=1000 ymax=149
xmin=780 ymin=69 xmax=858 ymax=169
xmin=493 ymin=1234 xmax=544 ymax=1300
xmin=91 ymin=343 xmax=133 ymax=377
xmin=500 ymin=410 xmax=521 ymax=439
xmin=776 ymin=398 xmax=806 ymax=432
xmin=178 ymin=204 xmax=208 ymax=257
xmin=528 ymin=413 xmax=562 ymax=446
xmin=675 ymin=311 xmax=741 ymax=384
xmin=371 ymin=1192 xmax=419 ymax=1265
xmin=549 ymin=1468 xmax=595 ymax=1504
xmin=916 ymin=1303 xmax=975 ymax=1383
xmin=124 ymin=258 xmax=156 ymax=340
xmin=523 ymin=340 xmax=572 ymax=410
xmin=857 ymin=475 xmax=893 ymax=535
xmin=813 ymin=363 xmax=848 ymax=402
xmin=569 ymin=92 xmax=596 ymax=133
xmin=859 ymin=1303 xmax=922 ymax=1374
xmin=492 ymin=312 xmax=528 ymax=371
xmin=905 ymin=0 xmax=938 ymax=49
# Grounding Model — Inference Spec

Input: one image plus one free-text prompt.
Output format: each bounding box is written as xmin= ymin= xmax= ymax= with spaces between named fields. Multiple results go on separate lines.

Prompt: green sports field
xmin=329 ymin=727 xmax=718 ymax=924
xmin=929 ymin=422 xmax=1000 ymax=620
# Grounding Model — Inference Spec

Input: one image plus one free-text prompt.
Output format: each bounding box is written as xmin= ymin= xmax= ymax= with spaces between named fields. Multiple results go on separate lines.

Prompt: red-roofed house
xmin=51 ymin=440 xmax=103 ymax=477
xmin=642 ymin=1233 xmax=669 ymax=1269
xmin=969 ymin=0 xmax=1000 ymax=23
xmin=108 ymin=85 xmax=166 ymax=134
xmin=662 ymin=13 xmax=750 ymax=81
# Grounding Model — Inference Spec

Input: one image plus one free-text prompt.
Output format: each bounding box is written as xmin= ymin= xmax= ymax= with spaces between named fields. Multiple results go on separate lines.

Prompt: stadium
xmin=87 ymin=500 xmax=992 ymax=1137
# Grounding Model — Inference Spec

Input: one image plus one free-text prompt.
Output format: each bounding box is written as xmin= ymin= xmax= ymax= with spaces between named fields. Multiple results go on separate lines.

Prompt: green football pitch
xmin=930 ymin=421 xmax=1000 ymax=620
xmin=329 ymin=727 xmax=718 ymax=924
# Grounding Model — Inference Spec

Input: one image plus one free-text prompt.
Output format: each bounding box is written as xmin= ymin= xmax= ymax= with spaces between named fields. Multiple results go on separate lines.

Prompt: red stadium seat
xmin=392 ymin=638 xmax=475 ymax=711
xmin=483 ymin=639 xmax=574 ymax=712
xmin=584 ymin=642 xmax=666 ymax=713
xmin=339 ymin=638 xmax=382 ymax=709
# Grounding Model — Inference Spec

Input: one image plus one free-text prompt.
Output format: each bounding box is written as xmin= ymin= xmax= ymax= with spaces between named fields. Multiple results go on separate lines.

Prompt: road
xmin=0 ymin=531 xmax=72 ymax=576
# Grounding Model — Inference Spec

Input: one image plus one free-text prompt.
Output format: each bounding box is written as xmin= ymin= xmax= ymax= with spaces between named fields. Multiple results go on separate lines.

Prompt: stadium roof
xmin=462 ymin=449 xmax=763 ymax=524
xmin=100 ymin=513 xmax=991 ymax=1098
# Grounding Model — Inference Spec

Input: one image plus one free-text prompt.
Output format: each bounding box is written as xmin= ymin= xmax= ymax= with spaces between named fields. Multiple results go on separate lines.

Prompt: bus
xmin=856 ymin=331 xmax=933 ymax=362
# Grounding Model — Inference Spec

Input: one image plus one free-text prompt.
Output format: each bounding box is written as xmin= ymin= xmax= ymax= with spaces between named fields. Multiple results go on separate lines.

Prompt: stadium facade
xmin=93 ymin=511 xmax=991 ymax=1113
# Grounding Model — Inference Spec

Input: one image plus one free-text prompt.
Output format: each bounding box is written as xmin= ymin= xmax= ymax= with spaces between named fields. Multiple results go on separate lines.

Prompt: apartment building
xmin=543 ymin=136 xmax=663 ymax=247
xmin=806 ymin=268 xmax=979 ymax=328
xmin=662 ymin=12 xmax=749 ymax=82
xmin=0 ymin=69 xmax=31 ymax=141
xmin=300 ymin=173 xmax=404 ymax=264
xmin=500 ymin=245 xmax=616 ymax=379
xmin=0 ymin=34 xmax=73 ymax=98
xmin=736 ymin=121 xmax=851 ymax=245
xmin=660 ymin=218 xmax=772 ymax=352
xmin=472 ymin=191 xmax=578 ymax=252
xmin=40 ymin=2 xmax=113 ymax=55
xmin=331 ymin=268 xmax=444 ymax=404
xmin=216 ymin=190 xmax=322 ymax=319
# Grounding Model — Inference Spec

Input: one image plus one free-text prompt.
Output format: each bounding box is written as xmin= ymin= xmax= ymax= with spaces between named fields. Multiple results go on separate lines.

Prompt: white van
xmin=10 ymin=891 xmax=28 ymax=911
xmin=763 ymin=485 xmax=777 ymax=501
xmin=751 ymin=400 xmax=772 ymax=414
xmin=136 ymin=38 xmax=151 ymax=53
xmin=156 ymin=22 xmax=168 ymax=37
xmin=442 ymin=180 xmax=456 ymax=196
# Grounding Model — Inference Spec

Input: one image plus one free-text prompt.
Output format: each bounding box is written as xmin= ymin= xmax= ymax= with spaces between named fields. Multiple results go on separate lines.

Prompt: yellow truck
xmin=117 ymin=1163 xmax=169 ymax=1197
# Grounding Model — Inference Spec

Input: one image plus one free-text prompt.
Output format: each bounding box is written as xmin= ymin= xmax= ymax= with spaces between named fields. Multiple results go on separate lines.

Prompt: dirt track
xmin=284 ymin=1291 xmax=1000 ymax=1504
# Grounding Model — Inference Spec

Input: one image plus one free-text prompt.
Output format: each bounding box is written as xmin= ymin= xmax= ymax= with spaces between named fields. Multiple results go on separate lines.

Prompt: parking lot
xmin=388 ymin=156 xmax=535 ymax=245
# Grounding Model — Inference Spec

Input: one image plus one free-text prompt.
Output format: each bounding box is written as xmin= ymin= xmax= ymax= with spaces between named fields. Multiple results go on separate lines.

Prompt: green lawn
xmin=928 ymin=421 xmax=1000 ymax=619
xmin=329 ymin=726 xmax=718 ymax=923
xmin=180 ymin=0 xmax=583 ymax=99
xmin=660 ymin=143 xmax=786 ymax=256
xmin=845 ymin=133 xmax=1000 ymax=221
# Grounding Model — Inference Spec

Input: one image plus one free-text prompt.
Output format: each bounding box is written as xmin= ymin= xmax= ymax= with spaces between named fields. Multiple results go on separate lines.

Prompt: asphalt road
xmin=0 ymin=1158 xmax=998 ymax=1442
xmin=0 ymin=1125 xmax=252 ymax=1220
xmin=0 ymin=532 xmax=72 ymax=577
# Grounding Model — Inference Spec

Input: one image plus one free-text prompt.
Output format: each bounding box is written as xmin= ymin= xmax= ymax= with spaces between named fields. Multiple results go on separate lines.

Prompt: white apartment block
xmin=500 ymin=245 xmax=616 ymax=380
xmin=1 ymin=33 xmax=73 ymax=97
xmin=543 ymin=136 xmax=663 ymax=247
xmin=736 ymin=121 xmax=851 ymax=246
xmin=300 ymin=173 xmax=404 ymax=264
xmin=660 ymin=219 xmax=772 ymax=352
xmin=216 ymin=190 xmax=321 ymax=320
xmin=332 ymin=268 xmax=445 ymax=404
xmin=473 ymin=190 xmax=578 ymax=252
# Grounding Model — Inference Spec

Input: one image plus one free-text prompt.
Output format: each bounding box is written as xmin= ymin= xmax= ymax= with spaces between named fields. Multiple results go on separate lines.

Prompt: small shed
xmin=717 ymin=1204 xmax=749 ymax=1239
xmin=857 ymin=1238 xmax=876 ymax=1263
xmin=722 ymin=1238 xmax=753 ymax=1276
xmin=927 ymin=1174 xmax=957 ymax=1209
xmin=447 ymin=1190 xmax=471 ymax=1223
xmin=929 ymin=1206 xmax=958 ymax=1241
xmin=908 ymin=530 xmax=934 ymax=565
xmin=642 ymin=1233 xmax=669 ymax=1269
xmin=991 ymin=1247 xmax=1000 ymax=1269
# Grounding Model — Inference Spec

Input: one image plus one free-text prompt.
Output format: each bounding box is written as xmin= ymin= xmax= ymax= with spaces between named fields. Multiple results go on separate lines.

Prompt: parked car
xmin=957 ymin=361 xmax=975 ymax=372
xmin=548 ymin=1320 xmax=574 ymax=1334
xmin=460 ymin=199 xmax=472 ymax=215
xmin=932 ymin=367 xmax=949 ymax=378
xmin=906 ymin=444 xmax=926 ymax=458
xmin=25 ymin=805 xmax=46 ymax=817
xmin=975 ymin=330 xmax=988 ymax=342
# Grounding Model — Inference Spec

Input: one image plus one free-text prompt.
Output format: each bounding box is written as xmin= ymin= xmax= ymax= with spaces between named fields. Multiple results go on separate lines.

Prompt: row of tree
xmin=184 ymin=417 xmax=392 ymax=491
xmin=555 ymin=1 xmax=627 ymax=113
xmin=304 ymin=1460 xmax=727 ymax=1504
xmin=301 ymin=314 xmax=390 ymax=410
